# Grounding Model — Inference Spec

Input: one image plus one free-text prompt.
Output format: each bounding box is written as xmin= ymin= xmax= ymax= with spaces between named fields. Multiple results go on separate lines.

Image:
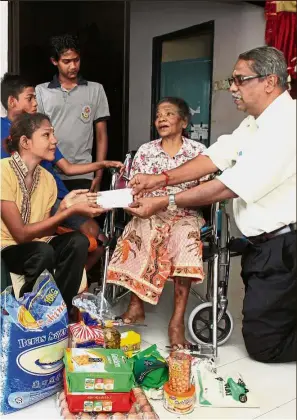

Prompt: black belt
xmin=247 ymin=223 xmax=297 ymax=245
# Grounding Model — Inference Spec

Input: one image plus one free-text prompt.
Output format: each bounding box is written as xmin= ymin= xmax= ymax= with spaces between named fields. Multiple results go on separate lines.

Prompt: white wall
xmin=0 ymin=1 xmax=8 ymax=116
xmin=129 ymin=0 xmax=265 ymax=150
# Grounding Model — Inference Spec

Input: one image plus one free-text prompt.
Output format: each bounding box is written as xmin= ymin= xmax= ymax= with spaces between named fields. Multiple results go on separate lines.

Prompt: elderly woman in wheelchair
xmin=107 ymin=97 xmax=211 ymax=348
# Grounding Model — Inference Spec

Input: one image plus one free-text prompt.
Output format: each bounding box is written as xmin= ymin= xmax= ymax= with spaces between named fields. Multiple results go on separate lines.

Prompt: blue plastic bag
xmin=0 ymin=271 xmax=68 ymax=415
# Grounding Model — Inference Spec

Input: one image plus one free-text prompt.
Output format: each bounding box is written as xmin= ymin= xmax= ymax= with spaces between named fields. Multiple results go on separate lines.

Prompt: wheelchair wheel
xmin=188 ymin=302 xmax=234 ymax=346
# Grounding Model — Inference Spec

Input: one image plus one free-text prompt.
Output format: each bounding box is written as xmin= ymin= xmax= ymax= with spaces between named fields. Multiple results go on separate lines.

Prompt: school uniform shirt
xmin=0 ymin=116 xmax=11 ymax=143
xmin=1 ymin=117 xmax=69 ymax=200
xmin=0 ymin=153 xmax=57 ymax=249
xmin=35 ymin=75 xmax=110 ymax=181
xmin=203 ymin=91 xmax=296 ymax=237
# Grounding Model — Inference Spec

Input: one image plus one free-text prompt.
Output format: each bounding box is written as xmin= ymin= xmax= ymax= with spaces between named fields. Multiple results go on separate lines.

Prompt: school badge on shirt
xmin=81 ymin=105 xmax=91 ymax=122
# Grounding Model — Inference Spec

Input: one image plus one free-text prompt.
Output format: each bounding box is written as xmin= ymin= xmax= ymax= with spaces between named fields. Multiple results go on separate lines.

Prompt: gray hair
xmin=238 ymin=46 xmax=288 ymax=89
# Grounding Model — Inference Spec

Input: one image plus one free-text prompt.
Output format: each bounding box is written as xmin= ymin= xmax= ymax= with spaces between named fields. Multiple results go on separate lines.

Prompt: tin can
xmin=163 ymin=382 xmax=196 ymax=415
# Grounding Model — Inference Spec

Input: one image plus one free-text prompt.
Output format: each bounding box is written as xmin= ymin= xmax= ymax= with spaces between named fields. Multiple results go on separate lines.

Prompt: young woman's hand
xmin=60 ymin=189 xmax=90 ymax=209
xmin=71 ymin=201 xmax=110 ymax=218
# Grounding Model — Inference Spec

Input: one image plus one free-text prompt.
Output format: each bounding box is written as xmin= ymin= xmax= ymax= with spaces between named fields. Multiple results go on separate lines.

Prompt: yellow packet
xmin=120 ymin=331 xmax=141 ymax=358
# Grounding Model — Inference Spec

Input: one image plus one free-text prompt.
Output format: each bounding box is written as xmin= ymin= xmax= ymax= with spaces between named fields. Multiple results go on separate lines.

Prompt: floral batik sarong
xmin=107 ymin=211 xmax=205 ymax=305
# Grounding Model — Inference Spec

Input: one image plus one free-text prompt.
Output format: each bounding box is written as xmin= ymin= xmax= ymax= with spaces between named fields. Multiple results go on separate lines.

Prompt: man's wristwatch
xmin=168 ymin=194 xmax=177 ymax=211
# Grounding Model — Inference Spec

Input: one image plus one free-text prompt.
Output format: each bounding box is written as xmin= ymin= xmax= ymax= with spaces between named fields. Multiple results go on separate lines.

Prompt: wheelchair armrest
xmin=56 ymin=226 xmax=98 ymax=253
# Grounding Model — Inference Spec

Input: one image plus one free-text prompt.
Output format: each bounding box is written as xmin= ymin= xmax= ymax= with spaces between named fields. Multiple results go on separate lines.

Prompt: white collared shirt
xmin=203 ymin=91 xmax=296 ymax=237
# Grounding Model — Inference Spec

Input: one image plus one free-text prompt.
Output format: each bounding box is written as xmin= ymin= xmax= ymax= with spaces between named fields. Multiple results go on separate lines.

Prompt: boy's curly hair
xmin=50 ymin=34 xmax=80 ymax=61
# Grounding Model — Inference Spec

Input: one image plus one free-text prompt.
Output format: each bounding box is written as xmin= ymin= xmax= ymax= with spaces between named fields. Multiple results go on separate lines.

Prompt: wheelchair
xmin=97 ymin=152 xmax=242 ymax=358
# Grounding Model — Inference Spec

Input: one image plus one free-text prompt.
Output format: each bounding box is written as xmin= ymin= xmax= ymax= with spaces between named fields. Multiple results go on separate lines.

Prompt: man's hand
xmin=90 ymin=175 xmax=102 ymax=192
xmin=128 ymin=173 xmax=166 ymax=197
xmin=124 ymin=196 xmax=168 ymax=219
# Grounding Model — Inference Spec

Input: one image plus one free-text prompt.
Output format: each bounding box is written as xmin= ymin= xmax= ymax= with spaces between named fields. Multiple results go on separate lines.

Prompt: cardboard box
xmin=64 ymin=374 xmax=134 ymax=413
xmin=64 ymin=348 xmax=134 ymax=393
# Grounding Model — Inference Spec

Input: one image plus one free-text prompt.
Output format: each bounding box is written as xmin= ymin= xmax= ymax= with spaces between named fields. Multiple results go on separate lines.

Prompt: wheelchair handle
xmin=108 ymin=167 xmax=120 ymax=175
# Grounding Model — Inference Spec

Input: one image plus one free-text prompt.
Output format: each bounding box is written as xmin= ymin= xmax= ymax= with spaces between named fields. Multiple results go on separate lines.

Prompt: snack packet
xmin=131 ymin=345 xmax=168 ymax=390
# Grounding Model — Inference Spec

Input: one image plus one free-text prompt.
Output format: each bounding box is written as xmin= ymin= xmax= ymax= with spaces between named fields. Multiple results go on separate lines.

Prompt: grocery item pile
xmin=0 ymin=274 xmax=258 ymax=418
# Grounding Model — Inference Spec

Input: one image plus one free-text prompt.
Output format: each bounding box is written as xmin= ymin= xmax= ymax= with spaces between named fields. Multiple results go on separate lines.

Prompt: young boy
xmin=1 ymin=73 xmax=123 ymax=271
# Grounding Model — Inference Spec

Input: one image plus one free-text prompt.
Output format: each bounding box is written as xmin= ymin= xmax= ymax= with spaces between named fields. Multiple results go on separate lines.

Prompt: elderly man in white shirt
xmin=127 ymin=46 xmax=296 ymax=363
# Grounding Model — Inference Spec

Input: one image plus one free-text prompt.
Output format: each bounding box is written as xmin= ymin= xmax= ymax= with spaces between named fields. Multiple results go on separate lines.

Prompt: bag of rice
xmin=0 ymin=270 xmax=68 ymax=415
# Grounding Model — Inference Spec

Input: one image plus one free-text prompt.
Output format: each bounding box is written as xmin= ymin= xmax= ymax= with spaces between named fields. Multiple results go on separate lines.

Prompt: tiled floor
xmin=6 ymin=257 xmax=296 ymax=419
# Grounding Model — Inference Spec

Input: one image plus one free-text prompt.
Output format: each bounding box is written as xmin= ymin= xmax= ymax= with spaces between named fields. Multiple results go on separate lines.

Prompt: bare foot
xmin=118 ymin=296 xmax=145 ymax=324
xmin=168 ymin=320 xmax=190 ymax=349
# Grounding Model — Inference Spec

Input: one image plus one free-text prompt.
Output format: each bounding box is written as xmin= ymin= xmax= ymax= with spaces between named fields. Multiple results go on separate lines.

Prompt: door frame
xmin=8 ymin=0 xmax=20 ymax=73
xmin=151 ymin=20 xmax=215 ymax=143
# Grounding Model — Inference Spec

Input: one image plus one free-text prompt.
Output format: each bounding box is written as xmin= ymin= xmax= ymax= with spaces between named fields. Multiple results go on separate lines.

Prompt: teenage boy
xmin=36 ymin=34 xmax=110 ymax=193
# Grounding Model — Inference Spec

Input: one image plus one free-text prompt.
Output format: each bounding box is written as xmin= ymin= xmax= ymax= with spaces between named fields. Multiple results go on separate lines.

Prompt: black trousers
xmin=241 ymin=231 xmax=297 ymax=363
xmin=1 ymin=232 xmax=89 ymax=310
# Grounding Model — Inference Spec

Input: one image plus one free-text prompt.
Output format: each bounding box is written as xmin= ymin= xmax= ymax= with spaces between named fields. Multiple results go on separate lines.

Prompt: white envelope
xmin=96 ymin=188 xmax=133 ymax=209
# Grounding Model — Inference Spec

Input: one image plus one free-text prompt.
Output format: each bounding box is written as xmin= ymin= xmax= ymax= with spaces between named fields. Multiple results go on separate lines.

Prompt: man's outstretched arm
xmin=129 ymin=155 xmax=219 ymax=195
xmin=127 ymin=179 xmax=237 ymax=219
xmin=166 ymin=155 xmax=219 ymax=185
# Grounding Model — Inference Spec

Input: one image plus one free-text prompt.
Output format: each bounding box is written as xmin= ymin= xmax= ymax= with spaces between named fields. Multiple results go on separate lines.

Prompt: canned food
xmin=163 ymin=382 xmax=196 ymax=415
xmin=168 ymin=352 xmax=191 ymax=393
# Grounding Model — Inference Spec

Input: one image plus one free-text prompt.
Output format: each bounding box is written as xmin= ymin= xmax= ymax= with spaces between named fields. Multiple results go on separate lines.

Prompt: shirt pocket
xmin=78 ymin=103 xmax=94 ymax=124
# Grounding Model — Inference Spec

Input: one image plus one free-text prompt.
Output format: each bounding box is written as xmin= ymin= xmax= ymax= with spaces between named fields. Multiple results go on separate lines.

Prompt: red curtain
xmin=265 ymin=1 xmax=296 ymax=83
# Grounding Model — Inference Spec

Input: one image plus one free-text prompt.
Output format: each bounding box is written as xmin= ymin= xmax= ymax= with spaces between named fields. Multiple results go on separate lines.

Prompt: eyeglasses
xmin=228 ymin=74 xmax=268 ymax=87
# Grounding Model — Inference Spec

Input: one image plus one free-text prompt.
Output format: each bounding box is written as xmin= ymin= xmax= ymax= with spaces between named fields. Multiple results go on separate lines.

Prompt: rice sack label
xmin=0 ymin=271 xmax=68 ymax=415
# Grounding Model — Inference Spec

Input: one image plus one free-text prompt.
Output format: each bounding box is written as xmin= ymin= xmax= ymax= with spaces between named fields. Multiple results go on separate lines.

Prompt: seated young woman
xmin=107 ymin=97 xmax=210 ymax=348
xmin=1 ymin=112 xmax=107 ymax=310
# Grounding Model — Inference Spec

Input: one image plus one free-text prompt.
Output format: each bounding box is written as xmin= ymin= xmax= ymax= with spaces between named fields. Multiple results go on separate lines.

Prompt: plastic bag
xmin=0 ymin=270 xmax=68 ymax=415
xmin=72 ymin=292 xmax=114 ymax=326
xmin=131 ymin=345 xmax=168 ymax=390
xmin=192 ymin=358 xmax=259 ymax=408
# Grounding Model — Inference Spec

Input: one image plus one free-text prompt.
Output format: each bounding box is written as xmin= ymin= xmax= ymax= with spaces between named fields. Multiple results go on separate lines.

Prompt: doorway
xmin=151 ymin=21 xmax=214 ymax=146
xmin=8 ymin=0 xmax=130 ymax=163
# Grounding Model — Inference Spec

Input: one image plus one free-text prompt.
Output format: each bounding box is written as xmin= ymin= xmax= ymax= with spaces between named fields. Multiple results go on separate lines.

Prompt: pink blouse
xmin=130 ymin=137 xmax=210 ymax=216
